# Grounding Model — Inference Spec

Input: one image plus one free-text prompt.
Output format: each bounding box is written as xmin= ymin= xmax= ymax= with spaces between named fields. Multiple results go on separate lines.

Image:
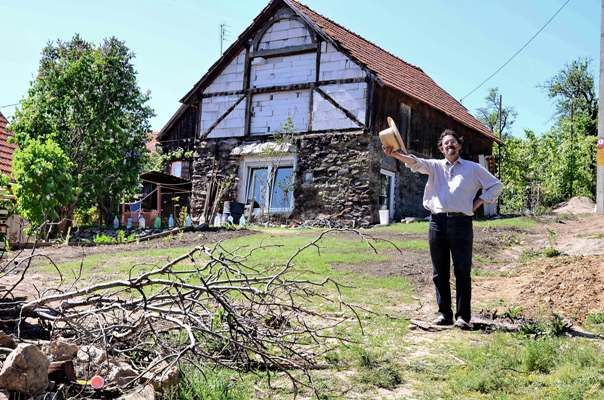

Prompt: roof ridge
xmin=287 ymin=0 xmax=425 ymax=73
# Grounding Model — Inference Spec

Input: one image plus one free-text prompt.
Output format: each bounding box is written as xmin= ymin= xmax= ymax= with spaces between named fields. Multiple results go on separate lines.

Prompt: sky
xmin=0 ymin=0 xmax=599 ymax=137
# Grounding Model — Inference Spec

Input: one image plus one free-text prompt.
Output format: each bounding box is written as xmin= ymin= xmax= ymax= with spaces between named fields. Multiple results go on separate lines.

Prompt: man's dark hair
xmin=438 ymin=129 xmax=464 ymax=148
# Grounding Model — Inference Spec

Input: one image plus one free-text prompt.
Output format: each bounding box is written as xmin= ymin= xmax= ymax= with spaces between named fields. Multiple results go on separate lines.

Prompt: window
xmin=243 ymin=161 xmax=295 ymax=213
xmin=170 ymin=161 xmax=182 ymax=178
xmin=379 ymin=169 xmax=396 ymax=218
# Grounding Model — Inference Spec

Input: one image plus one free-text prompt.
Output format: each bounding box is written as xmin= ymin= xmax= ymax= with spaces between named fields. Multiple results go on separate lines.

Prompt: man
xmin=384 ymin=129 xmax=502 ymax=329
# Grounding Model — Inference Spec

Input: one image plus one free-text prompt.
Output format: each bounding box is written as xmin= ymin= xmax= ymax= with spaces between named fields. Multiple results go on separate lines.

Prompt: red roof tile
xmin=286 ymin=0 xmax=497 ymax=142
xmin=0 ymin=112 xmax=16 ymax=175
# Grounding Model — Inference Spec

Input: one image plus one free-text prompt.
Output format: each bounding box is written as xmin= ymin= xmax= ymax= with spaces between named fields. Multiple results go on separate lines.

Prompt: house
xmin=0 ymin=112 xmax=16 ymax=177
xmin=158 ymin=0 xmax=500 ymax=226
xmin=0 ymin=111 xmax=31 ymax=244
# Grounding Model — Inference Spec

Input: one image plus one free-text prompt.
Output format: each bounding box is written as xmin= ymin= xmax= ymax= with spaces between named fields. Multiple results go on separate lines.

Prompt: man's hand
xmin=473 ymin=198 xmax=484 ymax=212
xmin=383 ymin=145 xmax=396 ymax=157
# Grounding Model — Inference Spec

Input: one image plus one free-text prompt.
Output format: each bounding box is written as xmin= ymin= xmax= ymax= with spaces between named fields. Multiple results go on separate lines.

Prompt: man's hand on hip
xmin=473 ymin=199 xmax=484 ymax=212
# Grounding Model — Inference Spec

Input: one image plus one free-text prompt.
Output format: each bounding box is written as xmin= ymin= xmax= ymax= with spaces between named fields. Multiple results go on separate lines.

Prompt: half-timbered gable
xmin=158 ymin=0 xmax=499 ymax=226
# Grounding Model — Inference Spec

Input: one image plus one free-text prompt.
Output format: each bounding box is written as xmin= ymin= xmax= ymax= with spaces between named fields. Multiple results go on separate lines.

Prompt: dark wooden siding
xmin=370 ymin=86 xmax=493 ymax=160
xmin=160 ymin=104 xmax=199 ymax=153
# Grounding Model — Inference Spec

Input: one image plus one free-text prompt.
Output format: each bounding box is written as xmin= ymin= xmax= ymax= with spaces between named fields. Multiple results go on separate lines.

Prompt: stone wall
xmin=190 ymin=138 xmax=242 ymax=221
xmin=190 ymin=131 xmax=383 ymax=226
xmin=292 ymin=132 xmax=379 ymax=227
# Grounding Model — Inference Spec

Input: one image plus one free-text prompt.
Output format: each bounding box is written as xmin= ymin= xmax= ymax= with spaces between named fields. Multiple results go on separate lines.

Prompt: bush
xmin=11 ymin=137 xmax=75 ymax=229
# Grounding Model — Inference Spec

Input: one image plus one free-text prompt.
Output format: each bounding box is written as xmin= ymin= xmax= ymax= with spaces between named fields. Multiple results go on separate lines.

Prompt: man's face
xmin=440 ymin=135 xmax=461 ymax=159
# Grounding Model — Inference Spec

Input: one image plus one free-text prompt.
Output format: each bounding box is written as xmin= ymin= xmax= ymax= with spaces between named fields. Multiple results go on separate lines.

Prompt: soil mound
xmin=553 ymin=196 xmax=595 ymax=215
xmin=519 ymin=255 xmax=604 ymax=321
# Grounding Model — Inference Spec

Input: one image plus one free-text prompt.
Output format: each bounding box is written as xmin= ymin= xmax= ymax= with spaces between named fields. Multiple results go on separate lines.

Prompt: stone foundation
xmin=190 ymin=132 xmax=432 ymax=225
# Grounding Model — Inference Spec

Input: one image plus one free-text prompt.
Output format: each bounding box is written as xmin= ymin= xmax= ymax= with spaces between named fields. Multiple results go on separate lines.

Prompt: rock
xmin=77 ymin=345 xmax=106 ymax=365
xmin=49 ymin=337 xmax=79 ymax=361
xmin=142 ymin=359 xmax=179 ymax=389
xmin=107 ymin=361 xmax=138 ymax=387
xmin=0 ymin=331 xmax=16 ymax=349
xmin=0 ymin=344 xmax=50 ymax=395
xmin=118 ymin=385 xmax=155 ymax=400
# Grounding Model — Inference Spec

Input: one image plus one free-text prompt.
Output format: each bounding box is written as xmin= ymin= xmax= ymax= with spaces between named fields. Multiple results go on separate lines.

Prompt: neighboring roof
xmin=0 ymin=112 xmax=17 ymax=175
xmin=178 ymin=0 xmax=498 ymax=143
xmin=158 ymin=104 xmax=189 ymax=140
xmin=140 ymin=171 xmax=192 ymax=188
xmin=146 ymin=131 xmax=159 ymax=152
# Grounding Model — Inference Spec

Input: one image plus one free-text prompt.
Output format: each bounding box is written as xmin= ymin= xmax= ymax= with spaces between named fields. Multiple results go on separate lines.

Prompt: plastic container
xmin=379 ymin=209 xmax=390 ymax=225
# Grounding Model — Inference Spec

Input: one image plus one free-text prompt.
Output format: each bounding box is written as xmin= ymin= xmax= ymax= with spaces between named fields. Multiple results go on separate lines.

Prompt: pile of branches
xmin=0 ymin=231 xmax=367 ymax=395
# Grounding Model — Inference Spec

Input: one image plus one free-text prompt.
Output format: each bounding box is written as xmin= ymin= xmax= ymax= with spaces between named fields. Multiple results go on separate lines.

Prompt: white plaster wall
xmin=258 ymin=19 xmax=312 ymax=50
xmin=250 ymin=90 xmax=310 ymax=135
xmin=203 ymin=49 xmax=246 ymax=94
xmin=319 ymin=42 xmax=365 ymax=80
xmin=312 ymin=82 xmax=367 ymax=130
xmin=250 ymin=52 xmax=315 ymax=88
xmin=201 ymin=95 xmax=246 ymax=138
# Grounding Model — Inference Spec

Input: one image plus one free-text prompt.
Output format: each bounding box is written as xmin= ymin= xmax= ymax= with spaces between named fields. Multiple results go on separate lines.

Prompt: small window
xmin=379 ymin=173 xmax=392 ymax=210
xmin=379 ymin=169 xmax=395 ymax=218
xmin=246 ymin=167 xmax=269 ymax=208
xmin=270 ymin=166 xmax=294 ymax=210
xmin=170 ymin=161 xmax=182 ymax=178
xmin=245 ymin=164 xmax=294 ymax=213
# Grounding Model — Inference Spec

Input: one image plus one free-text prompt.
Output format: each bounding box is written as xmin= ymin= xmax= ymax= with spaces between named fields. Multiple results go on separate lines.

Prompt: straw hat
xmin=379 ymin=117 xmax=408 ymax=154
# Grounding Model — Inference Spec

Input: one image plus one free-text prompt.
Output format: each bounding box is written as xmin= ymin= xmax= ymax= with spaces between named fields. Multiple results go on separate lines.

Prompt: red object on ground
xmin=90 ymin=375 xmax=105 ymax=389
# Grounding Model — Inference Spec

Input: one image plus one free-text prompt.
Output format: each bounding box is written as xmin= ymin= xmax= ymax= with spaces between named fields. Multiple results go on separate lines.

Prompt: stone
xmin=0 ymin=344 xmax=50 ymax=395
xmin=118 ymin=385 xmax=155 ymax=400
xmin=0 ymin=331 xmax=15 ymax=349
xmin=76 ymin=345 xmax=106 ymax=365
xmin=142 ymin=359 xmax=179 ymax=389
xmin=49 ymin=337 xmax=79 ymax=361
xmin=107 ymin=361 xmax=138 ymax=387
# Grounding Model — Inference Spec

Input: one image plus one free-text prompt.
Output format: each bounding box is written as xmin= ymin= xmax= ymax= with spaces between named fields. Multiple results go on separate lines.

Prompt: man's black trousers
xmin=428 ymin=214 xmax=473 ymax=322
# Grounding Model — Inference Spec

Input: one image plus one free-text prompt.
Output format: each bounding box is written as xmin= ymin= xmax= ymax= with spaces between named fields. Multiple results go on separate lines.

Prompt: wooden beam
xmin=251 ymin=43 xmax=317 ymax=59
xmin=201 ymin=77 xmax=366 ymax=98
xmin=314 ymin=87 xmax=365 ymax=129
xmin=365 ymin=77 xmax=374 ymax=132
xmin=243 ymin=43 xmax=253 ymax=137
xmin=204 ymin=95 xmax=247 ymax=137
xmin=308 ymin=40 xmax=322 ymax=132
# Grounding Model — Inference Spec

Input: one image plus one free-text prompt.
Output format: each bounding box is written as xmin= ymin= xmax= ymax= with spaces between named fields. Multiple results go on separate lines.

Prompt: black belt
xmin=431 ymin=212 xmax=468 ymax=217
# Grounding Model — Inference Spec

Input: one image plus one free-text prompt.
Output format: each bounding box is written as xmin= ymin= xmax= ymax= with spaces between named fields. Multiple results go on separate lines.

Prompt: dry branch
xmin=0 ymin=229 xmax=385 ymax=394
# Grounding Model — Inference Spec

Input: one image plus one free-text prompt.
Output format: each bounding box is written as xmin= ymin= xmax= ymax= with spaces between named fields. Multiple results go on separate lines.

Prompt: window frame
xmin=239 ymin=155 xmax=297 ymax=214
xmin=379 ymin=169 xmax=396 ymax=219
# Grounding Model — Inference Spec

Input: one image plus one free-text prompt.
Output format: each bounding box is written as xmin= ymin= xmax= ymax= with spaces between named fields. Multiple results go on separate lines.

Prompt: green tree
xmin=10 ymin=35 xmax=154 ymax=228
xmin=12 ymin=138 xmax=75 ymax=229
xmin=541 ymin=58 xmax=598 ymax=135
xmin=476 ymin=87 xmax=517 ymax=138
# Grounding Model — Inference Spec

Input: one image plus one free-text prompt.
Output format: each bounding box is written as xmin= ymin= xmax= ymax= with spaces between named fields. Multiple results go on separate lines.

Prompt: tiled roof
xmin=146 ymin=131 xmax=159 ymax=152
xmin=0 ymin=112 xmax=16 ymax=175
xmin=286 ymin=0 xmax=497 ymax=142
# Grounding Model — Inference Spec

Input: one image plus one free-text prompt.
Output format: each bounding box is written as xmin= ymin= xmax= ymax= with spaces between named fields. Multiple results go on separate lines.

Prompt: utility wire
xmin=0 ymin=103 xmax=18 ymax=109
xmin=460 ymin=0 xmax=571 ymax=102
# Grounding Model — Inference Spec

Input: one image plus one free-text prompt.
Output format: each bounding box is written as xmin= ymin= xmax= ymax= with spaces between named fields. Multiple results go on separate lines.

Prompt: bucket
xmin=379 ymin=209 xmax=390 ymax=225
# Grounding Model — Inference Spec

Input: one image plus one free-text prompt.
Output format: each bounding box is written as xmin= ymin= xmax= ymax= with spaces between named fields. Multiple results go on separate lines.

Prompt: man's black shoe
xmin=433 ymin=314 xmax=453 ymax=326
xmin=454 ymin=317 xmax=473 ymax=330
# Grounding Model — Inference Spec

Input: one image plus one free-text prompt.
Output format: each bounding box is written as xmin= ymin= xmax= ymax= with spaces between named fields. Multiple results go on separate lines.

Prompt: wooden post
xmin=597 ymin=0 xmax=604 ymax=213
xmin=156 ymin=185 xmax=162 ymax=217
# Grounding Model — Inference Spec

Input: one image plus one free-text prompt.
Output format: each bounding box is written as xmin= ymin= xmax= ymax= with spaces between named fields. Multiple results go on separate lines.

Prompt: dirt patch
xmin=518 ymin=255 xmax=604 ymax=321
xmin=553 ymin=196 xmax=595 ymax=214
xmin=7 ymin=228 xmax=255 ymax=266
xmin=332 ymin=250 xmax=432 ymax=285
xmin=476 ymin=255 xmax=604 ymax=322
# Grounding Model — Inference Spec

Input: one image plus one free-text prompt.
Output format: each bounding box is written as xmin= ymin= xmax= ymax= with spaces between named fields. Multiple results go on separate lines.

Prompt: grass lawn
xmin=42 ymin=216 xmax=602 ymax=399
